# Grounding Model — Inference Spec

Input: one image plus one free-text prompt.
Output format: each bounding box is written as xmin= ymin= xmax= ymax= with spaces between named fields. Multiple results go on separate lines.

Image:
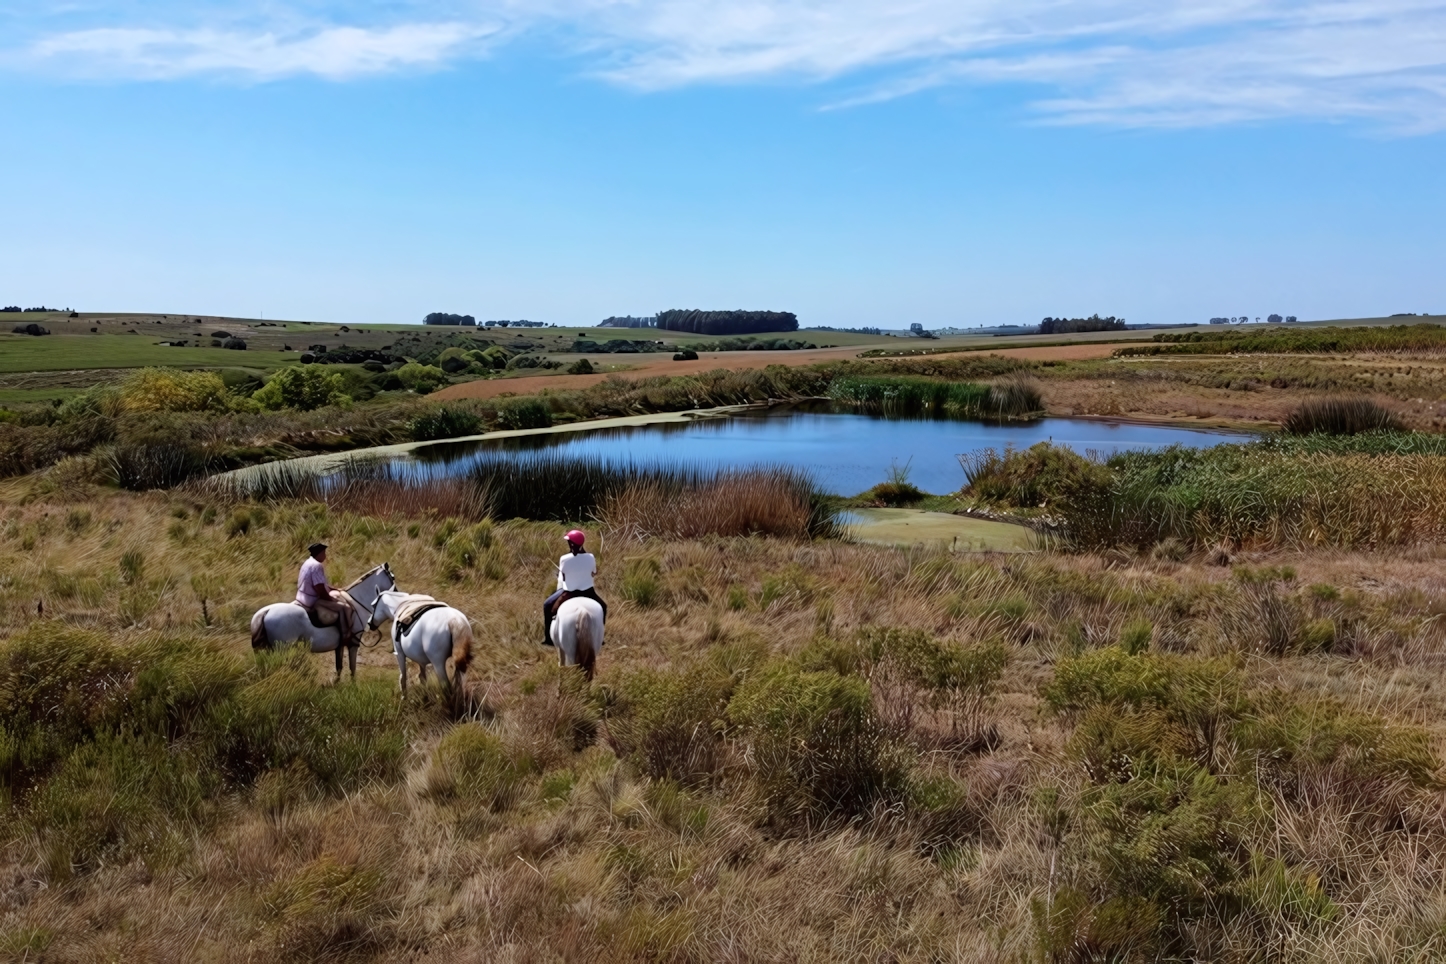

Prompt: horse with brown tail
xmin=550 ymin=595 xmax=603 ymax=680
xmin=369 ymin=588 xmax=474 ymax=713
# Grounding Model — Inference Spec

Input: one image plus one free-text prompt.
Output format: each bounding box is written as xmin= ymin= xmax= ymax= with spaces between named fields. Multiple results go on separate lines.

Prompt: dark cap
xmin=308 ymin=543 xmax=328 ymax=556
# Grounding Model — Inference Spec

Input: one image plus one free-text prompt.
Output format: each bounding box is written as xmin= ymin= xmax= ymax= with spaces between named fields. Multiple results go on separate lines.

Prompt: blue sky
xmin=3 ymin=1 xmax=1444 ymax=327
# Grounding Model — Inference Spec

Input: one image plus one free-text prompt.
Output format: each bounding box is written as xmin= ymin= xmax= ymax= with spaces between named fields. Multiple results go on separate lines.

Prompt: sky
xmin=2 ymin=1 xmax=1445 ymax=328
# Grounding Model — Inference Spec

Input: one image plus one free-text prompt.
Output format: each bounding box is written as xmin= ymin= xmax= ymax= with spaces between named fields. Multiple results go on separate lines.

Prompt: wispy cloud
xmin=13 ymin=0 xmax=1446 ymax=130
xmin=25 ymin=21 xmax=496 ymax=80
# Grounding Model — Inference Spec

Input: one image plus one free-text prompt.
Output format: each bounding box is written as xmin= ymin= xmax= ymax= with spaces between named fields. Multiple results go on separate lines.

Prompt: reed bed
xmin=596 ymin=469 xmax=837 ymax=541
xmin=1282 ymin=396 xmax=1404 ymax=435
xmin=211 ymin=452 xmax=836 ymax=539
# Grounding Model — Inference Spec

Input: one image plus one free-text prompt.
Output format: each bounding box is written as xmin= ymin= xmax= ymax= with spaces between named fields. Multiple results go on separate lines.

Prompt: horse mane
xmin=341 ymin=564 xmax=386 ymax=591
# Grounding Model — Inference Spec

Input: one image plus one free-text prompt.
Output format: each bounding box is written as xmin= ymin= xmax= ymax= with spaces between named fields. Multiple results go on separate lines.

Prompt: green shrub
xmin=621 ymin=556 xmax=663 ymax=607
xmin=727 ymin=662 xmax=909 ymax=821
xmin=827 ymin=375 xmax=989 ymax=418
xmin=437 ymin=346 xmax=473 ymax=374
xmin=253 ymin=366 xmax=350 ymax=411
xmin=603 ymin=645 xmax=762 ymax=784
xmin=567 ymin=358 xmax=595 ymax=375
xmin=117 ymin=368 xmax=230 ymax=413
xmin=394 ymin=362 xmax=449 ymax=394
xmin=962 ymin=442 xmax=1112 ymax=507
xmin=410 ymin=406 xmax=483 ymax=441
xmin=496 ymin=397 xmax=552 ymax=430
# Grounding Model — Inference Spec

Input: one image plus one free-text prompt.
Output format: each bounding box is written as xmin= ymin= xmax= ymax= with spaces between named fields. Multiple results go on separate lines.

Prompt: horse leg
xmin=333 ymin=643 xmax=344 ymax=682
xmin=418 ymin=660 xmax=429 ymax=684
xmin=396 ymin=648 xmax=408 ymax=694
xmin=348 ymin=644 xmax=358 ymax=680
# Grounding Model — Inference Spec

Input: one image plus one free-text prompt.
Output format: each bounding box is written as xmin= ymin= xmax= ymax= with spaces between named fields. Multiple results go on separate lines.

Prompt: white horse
xmin=249 ymin=563 xmax=396 ymax=680
xmin=550 ymin=596 xmax=604 ymax=680
xmin=369 ymin=589 xmax=474 ymax=706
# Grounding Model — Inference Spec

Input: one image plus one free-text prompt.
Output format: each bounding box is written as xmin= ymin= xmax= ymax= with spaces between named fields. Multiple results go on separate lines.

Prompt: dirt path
xmin=432 ymin=342 xmax=1136 ymax=402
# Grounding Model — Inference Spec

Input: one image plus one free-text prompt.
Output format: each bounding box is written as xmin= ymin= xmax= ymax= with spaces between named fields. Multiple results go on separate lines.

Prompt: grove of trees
xmin=1038 ymin=314 xmax=1126 ymax=334
xmin=656 ymin=309 xmax=799 ymax=335
xmin=423 ymin=312 xmax=476 ymax=326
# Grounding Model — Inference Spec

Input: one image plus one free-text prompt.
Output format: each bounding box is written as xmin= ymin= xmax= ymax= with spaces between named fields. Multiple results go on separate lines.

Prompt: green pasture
xmin=0 ymin=333 xmax=303 ymax=373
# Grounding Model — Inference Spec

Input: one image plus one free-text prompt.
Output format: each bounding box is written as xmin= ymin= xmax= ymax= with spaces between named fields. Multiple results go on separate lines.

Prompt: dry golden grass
xmin=6 ymin=479 xmax=1446 ymax=961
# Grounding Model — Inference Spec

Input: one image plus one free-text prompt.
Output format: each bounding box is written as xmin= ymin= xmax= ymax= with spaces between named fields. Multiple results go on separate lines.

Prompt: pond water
xmin=410 ymin=404 xmax=1253 ymax=496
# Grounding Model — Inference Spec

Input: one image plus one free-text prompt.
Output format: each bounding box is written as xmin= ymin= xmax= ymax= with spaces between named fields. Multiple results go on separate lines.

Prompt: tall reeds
xmin=1282 ymin=397 xmax=1403 ymax=435
xmin=828 ymin=374 xmax=1042 ymax=420
xmin=211 ymin=453 xmax=836 ymax=540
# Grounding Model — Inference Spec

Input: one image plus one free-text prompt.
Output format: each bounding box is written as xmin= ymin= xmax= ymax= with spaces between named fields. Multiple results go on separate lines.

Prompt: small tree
xmin=252 ymin=366 xmax=350 ymax=411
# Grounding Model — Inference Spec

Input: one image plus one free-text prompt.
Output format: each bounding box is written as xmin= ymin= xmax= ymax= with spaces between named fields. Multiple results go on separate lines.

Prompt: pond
xmin=410 ymin=404 xmax=1253 ymax=495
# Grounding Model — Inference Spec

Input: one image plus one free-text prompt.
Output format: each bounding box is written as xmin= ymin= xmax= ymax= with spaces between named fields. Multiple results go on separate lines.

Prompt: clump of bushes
xmin=394 ymin=363 xmax=448 ymax=394
xmin=253 ymin=366 xmax=351 ymax=411
xmin=962 ymin=442 xmax=1111 ymax=508
xmin=567 ymin=358 xmax=595 ymax=375
xmin=1036 ymin=643 xmax=1437 ymax=959
xmin=116 ymin=368 xmax=233 ymax=413
xmin=0 ymin=626 xmax=422 ymax=877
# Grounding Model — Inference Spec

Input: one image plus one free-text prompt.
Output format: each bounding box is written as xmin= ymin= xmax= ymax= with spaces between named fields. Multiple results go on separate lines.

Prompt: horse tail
xmin=250 ymin=607 xmax=270 ymax=650
xmin=448 ymin=614 xmax=474 ymax=674
xmin=574 ymin=606 xmax=597 ymax=682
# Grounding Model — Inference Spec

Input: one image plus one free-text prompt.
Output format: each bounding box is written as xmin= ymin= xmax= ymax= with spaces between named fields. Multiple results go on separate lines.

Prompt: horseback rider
xmin=296 ymin=543 xmax=359 ymax=648
xmin=542 ymin=529 xmax=607 ymax=646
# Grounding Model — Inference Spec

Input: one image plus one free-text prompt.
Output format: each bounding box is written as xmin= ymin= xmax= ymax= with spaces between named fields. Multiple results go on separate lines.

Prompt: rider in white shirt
xmin=543 ymin=529 xmax=607 ymax=646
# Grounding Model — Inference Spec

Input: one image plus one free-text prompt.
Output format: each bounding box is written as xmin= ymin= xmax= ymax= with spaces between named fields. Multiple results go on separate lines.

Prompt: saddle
xmin=394 ymin=594 xmax=447 ymax=638
xmin=306 ymin=606 xmax=339 ymax=629
xmin=303 ymin=590 xmax=358 ymax=632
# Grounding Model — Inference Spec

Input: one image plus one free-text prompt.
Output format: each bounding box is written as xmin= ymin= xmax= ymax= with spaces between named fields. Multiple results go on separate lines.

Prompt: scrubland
xmin=11 ymin=336 xmax=1446 ymax=960
xmin=6 ymin=459 xmax=1446 ymax=961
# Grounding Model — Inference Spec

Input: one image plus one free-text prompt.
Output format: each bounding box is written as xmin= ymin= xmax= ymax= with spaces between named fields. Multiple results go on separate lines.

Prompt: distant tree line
xmin=1038 ymin=314 xmax=1125 ymax=334
xmin=807 ymin=326 xmax=882 ymax=335
xmin=656 ymin=309 xmax=798 ymax=335
xmin=598 ymin=315 xmax=657 ymax=328
xmin=423 ymin=312 xmax=476 ymax=326
xmin=2 ymin=306 xmax=57 ymax=313
xmin=1209 ymin=314 xmax=1297 ymax=325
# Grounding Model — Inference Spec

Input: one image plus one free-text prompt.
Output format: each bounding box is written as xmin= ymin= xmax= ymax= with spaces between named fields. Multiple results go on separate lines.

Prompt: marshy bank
xmin=215 ymin=455 xmax=840 ymax=543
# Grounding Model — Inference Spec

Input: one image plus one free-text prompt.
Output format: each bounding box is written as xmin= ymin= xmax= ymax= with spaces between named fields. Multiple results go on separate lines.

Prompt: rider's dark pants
xmin=543 ymin=587 xmax=606 ymax=645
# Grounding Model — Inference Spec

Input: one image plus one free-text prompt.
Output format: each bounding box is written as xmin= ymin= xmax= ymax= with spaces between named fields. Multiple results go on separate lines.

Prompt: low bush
xmin=1283 ymin=397 xmax=1403 ymax=435
xmin=496 ymin=398 xmax=552 ymax=430
xmin=567 ymin=358 xmax=595 ymax=375
xmin=984 ymin=373 xmax=1044 ymax=419
xmin=603 ymin=644 xmax=762 ymax=785
xmin=409 ymin=406 xmax=483 ymax=441
xmin=727 ymin=662 xmax=910 ymax=822
xmin=962 ymin=442 xmax=1111 ymax=508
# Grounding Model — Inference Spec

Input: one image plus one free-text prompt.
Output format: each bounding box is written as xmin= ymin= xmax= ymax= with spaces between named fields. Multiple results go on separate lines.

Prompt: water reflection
xmin=408 ymin=404 xmax=1253 ymax=496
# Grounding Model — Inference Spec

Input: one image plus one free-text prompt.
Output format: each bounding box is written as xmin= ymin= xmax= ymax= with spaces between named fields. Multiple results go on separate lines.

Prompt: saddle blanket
xmin=393 ymin=594 xmax=447 ymax=637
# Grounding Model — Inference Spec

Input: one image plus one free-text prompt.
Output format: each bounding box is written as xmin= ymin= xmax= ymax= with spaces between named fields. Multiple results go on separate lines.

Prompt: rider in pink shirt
xmin=296 ymin=543 xmax=356 ymax=645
